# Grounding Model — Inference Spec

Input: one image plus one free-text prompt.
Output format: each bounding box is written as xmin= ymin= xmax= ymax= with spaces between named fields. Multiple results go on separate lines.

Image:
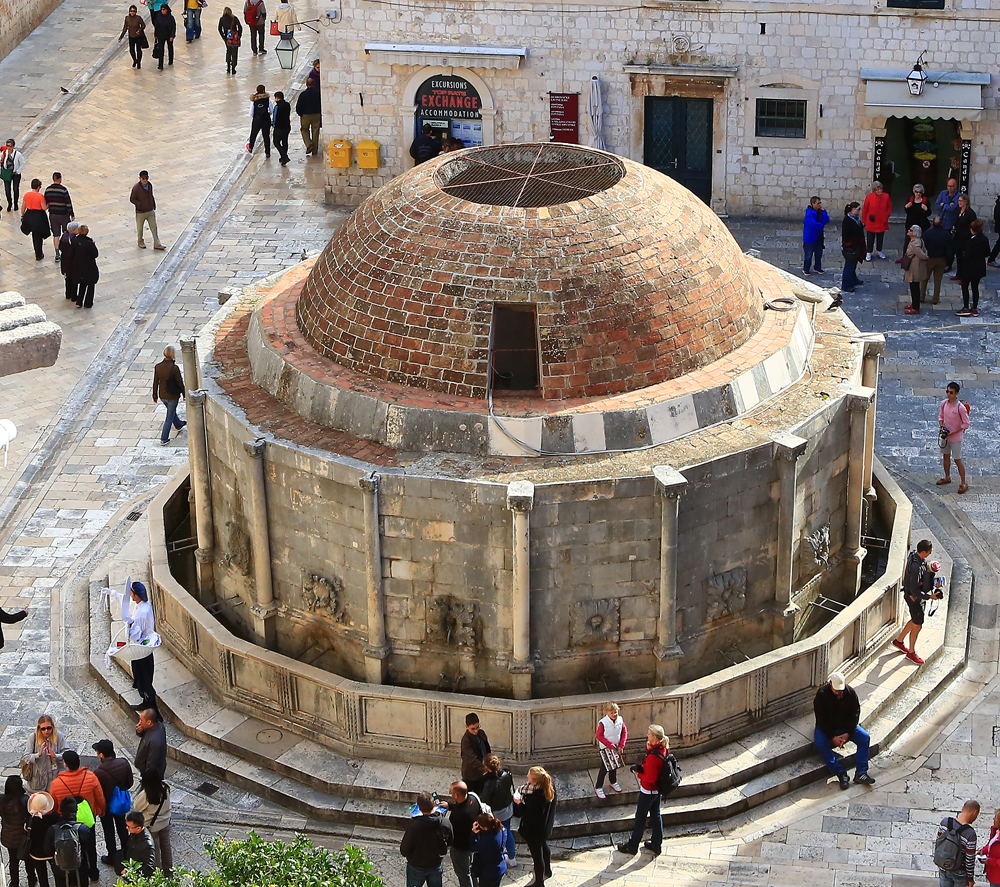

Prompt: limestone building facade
xmin=316 ymin=0 xmax=1000 ymax=216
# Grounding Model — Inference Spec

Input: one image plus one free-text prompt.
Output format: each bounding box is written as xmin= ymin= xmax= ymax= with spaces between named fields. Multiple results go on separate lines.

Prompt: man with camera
xmin=892 ymin=539 xmax=944 ymax=665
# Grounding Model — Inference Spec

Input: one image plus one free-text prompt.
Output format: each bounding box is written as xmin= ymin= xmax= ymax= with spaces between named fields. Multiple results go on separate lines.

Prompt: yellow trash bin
xmin=328 ymin=139 xmax=352 ymax=168
xmin=357 ymin=140 xmax=382 ymax=170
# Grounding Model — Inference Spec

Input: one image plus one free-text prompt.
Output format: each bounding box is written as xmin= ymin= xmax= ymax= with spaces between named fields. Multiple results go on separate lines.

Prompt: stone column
xmin=187 ymin=390 xmax=215 ymax=602
xmin=180 ymin=337 xmax=201 ymax=391
xmin=771 ymin=433 xmax=808 ymax=644
xmin=653 ymin=466 xmax=686 ymax=686
xmin=244 ymin=439 xmax=277 ymax=649
xmin=359 ymin=473 xmax=389 ymax=684
xmin=506 ymin=481 xmax=535 ymax=700
xmin=861 ymin=337 xmax=886 ymax=533
xmin=845 ymin=387 xmax=876 ymax=591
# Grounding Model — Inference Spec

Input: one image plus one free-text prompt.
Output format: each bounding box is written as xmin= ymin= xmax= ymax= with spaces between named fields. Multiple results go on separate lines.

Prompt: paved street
xmin=0 ymin=2 xmax=999 ymax=883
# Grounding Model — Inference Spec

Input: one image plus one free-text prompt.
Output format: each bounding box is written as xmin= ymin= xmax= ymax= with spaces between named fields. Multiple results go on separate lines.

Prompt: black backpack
xmin=651 ymin=750 xmax=681 ymax=796
xmin=934 ymin=817 xmax=971 ymax=872
xmin=53 ymin=821 xmax=82 ymax=872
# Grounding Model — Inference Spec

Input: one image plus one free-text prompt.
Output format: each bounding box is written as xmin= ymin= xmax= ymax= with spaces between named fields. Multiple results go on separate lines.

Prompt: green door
xmin=643 ymin=96 xmax=713 ymax=204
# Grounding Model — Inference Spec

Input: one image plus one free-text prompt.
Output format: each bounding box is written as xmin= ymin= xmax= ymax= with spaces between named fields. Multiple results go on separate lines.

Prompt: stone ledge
xmin=0 ymin=291 xmax=61 ymax=377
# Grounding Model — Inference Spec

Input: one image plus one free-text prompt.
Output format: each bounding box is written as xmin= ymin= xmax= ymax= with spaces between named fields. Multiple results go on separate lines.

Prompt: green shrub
xmin=120 ymin=832 xmax=386 ymax=887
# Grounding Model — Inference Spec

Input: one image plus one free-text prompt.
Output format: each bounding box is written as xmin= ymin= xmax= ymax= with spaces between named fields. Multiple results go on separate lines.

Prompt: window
xmin=887 ymin=0 xmax=944 ymax=7
xmin=491 ymin=305 xmax=539 ymax=392
xmin=754 ymin=98 xmax=808 ymax=139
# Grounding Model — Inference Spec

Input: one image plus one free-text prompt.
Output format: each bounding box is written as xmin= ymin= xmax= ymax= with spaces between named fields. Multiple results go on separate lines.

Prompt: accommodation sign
xmin=415 ymin=76 xmax=483 ymax=120
xmin=549 ymin=92 xmax=579 ymax=144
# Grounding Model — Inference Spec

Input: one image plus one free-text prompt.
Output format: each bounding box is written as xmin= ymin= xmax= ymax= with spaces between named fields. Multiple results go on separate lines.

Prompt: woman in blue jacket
xmin=470 ymin=813 xmax=507 ymax=887
xmin=803 ymin=196 xmax=830 ymax=276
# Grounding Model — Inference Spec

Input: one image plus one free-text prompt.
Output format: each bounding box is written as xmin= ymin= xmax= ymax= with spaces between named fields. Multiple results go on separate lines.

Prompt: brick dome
xmin=296 ymin=144 xmax=764 ymax=401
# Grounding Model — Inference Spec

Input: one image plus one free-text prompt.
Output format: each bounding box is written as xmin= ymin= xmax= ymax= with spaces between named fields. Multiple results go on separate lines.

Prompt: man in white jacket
xmin=1 ymin=139 xmax=26 ymax=213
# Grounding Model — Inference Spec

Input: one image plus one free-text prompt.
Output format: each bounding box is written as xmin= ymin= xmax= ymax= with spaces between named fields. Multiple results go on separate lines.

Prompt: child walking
xmin=594 ymin=702 xmax=627 ymax=799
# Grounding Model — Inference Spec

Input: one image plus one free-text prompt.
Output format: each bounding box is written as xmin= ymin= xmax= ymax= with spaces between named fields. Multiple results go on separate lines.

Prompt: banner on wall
xmin=872 ymin=136 xmax=885 ymax=184
xmin=959 ymin=139 xmax=972 ymax=193
xmin=415 ymin=75 xmax=483 ymax=120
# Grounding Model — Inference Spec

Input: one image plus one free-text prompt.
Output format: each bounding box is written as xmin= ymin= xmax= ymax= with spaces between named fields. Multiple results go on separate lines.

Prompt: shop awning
xmin=860 ymin=68 xmax=990 ymax=121
xmin=365 ymin=43 xmax=526 ymax=70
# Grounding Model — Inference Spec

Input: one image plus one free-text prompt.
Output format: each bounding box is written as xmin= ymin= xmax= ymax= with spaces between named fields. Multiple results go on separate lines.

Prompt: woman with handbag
xmin=594 ymin=702 xmax=627 ymax=799
xmin=131 ymin=770 xmax=172 ymax=877
xmin=837 ymin=202 xmax=865 ymax=306
xmin=21 ymin=715 xmax=67 ymax=793
xmin=512 ymin=767 xmax=556 ymax=887
xmin=978 ymin=808 xmax=1000 ymax=886
xmin=118 ymin=5 xmax=148 ymax=68
xmin=481 ymin=755 xmax=517 ymax=867
xmin=902 ymin=225 xmax=929 ymax=315
xmin=219 ymin=7 xmax=242 ymax=74
xmin=153 ymin=5 xmax=176 ymax=69
xmin=19 ymin=179 xmax=49 ymax=261
xmin=861 ymin=181 xmax=892 ymax=261
xmin=952 ymin=193 xmax=977 ymax=283
xmin=901 ymin=184 xmax=931 ymax=257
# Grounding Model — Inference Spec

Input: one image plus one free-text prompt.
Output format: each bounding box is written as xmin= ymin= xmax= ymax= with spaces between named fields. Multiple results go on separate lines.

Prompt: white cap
xmin=829 ymin=672 xmax=846 ymax=691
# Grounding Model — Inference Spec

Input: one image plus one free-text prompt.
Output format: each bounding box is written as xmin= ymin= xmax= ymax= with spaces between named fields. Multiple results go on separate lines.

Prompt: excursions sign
xmin=415 ymin=75 xmax=483 ymax=120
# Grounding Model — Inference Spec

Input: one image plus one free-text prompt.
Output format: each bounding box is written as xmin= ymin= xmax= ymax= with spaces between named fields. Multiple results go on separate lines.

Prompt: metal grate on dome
xmin=435 ymin=144 xmax=626 ymax=208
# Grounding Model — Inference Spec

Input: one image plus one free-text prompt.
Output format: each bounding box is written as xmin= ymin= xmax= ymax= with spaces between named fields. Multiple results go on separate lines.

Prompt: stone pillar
xmin=845 ymin=387 xmax=876 ymax=591
xmin=243 ymin=439 xmax=277 ymax=649
xmin=506 ymin=480 xmax=535 ymax=700
xmin=653 ymin=466 xmax=686 ymax=686
xmin=359 ymin=473 xmax=389 ymax=684
xmin=180 ymin=337 xmax=201 ymax=391
xmin=861 ymin=337 xmax=885 ymax=533
xmin=771 ymin=433 xmax=808 ymax=644
xmin=187 ymin=390 xmax=215 ymax=602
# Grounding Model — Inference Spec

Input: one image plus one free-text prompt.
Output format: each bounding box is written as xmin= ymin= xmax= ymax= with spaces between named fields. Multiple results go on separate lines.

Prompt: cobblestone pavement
xmin=0 ymin=3 xmax=998 ymax=880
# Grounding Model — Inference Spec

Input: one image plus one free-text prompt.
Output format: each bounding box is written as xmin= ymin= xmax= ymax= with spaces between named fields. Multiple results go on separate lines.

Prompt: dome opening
xmin=435 ymin=143 xmax=626 ymax=207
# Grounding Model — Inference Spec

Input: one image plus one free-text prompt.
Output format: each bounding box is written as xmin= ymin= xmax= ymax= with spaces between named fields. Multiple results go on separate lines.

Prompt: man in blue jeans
xmin=400 ymin=792 xmax=453 ymax=887
xmin=152 ymin=345 xmax=186 ymax=445
xmin=813 ymin=671 xmax=875 ymax=789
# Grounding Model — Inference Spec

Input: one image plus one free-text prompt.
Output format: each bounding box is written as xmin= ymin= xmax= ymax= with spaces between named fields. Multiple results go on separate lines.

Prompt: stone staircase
xmin=88 ymin=517 xmax=966 ymax=839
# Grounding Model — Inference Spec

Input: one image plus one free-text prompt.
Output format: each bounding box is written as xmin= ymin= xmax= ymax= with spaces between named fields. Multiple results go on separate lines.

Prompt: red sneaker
xmin=906 ymin=651 xmax=924 ymax=665
xmin=891 ymin=639 xmax=907 ymax=652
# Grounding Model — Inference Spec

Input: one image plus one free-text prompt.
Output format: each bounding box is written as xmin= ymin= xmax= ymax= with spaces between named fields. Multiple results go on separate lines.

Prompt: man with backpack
xmin=400 ymin=791 xmax=453 ymax=887
xmin=49 ymin=751 xmax=105 ymax=882
xmin=813 ymin=671 xmax=875 ymax=789
xmin=243 ymin=0 xmax=266 ymax=54
xmin=892 ymin=539 xmax=944 ymax=666
xmin=93 ymin=740 xmax=134 ymax=867
xmin=45 ymin=797 xmax=88 ymax=887
xmin=935 ymin=799 xmax=979 ymax=887
xmin=616 ymin=724 xmax=679 ymax=857
xmin=938 ymin=381 xmax=971 ymax=495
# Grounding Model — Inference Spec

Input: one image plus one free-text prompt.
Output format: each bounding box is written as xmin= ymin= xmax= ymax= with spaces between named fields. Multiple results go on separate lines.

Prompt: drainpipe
xmin=244 ymin=438 xmax=277 ymax=649
xmin=187 ymin=390 xmax=215 ymax=602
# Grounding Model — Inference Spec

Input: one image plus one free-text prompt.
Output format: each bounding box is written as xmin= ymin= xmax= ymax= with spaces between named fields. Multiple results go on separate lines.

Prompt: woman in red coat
xmin=979 ymin=808 xmax=1000 ymax=886
xmin=861 ymin=181 xmax=892 ymax=261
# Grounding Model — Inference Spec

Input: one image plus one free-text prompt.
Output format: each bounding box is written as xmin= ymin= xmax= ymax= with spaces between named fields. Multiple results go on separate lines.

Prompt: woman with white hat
xmin=25 ymin=792 xmax=58 ymax=887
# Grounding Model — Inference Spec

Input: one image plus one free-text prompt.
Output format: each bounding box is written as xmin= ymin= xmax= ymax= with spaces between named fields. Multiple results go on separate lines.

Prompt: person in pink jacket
xmin=937 ymin=381 xmax=971 ymax=493
xmin=861 ymin=181 xmax=892 ymax=261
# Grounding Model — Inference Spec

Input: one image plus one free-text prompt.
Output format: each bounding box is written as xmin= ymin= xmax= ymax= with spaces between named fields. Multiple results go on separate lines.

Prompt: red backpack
xmin=244 ymin=0 xmax=262 ymax=25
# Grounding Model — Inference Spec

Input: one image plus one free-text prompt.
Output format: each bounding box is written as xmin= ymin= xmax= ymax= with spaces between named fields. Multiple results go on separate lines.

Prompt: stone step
xmin=88 ymin=575 xmax=964 ymax=837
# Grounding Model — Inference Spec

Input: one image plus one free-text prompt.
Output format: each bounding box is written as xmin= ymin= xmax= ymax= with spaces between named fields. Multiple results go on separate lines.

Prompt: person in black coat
xmin=837 ymin=202 xmax=866 ymax=303
xmin=272 ymin=91 xmax=291 ymax=165
xmin=813 ymin=673 xmax=874 ymax=789
xmin=952 ymin=194 xmax=977 ymax=282
xmin=959 ymin=218 xmax=991 ymax=316
xmin=70 ymin=225 xmax=99 ymax=309
xmin=0 ymin=605 xmax=28 ymax=649
xmin=512 ymin=767 xmax=556 ymax=887
xmin=399 ymin=792 xmax=452 ymax=887
xmin=0 ymin=776 xmax=30 ymax=887
xmin=59 ymin=222 xmax=80 ymax=301
xmin=153 ymin=5 xmax=175 ymax=68
xmin=902 ymin=184 xmax=931 ymax=254
xmin=219 ymin=9 xmax=242 ymax=75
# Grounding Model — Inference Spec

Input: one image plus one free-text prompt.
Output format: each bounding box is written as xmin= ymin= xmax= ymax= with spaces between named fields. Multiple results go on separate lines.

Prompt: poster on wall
xmin=415 ymin=75 xmax=483 ymax=120
xmin=959 ymin=139 xmax=972 ymax=193
xmin=549 ymin=93 xmax=579 ymax=144
xmin=872 ymin=136 xmax=885 ymax=185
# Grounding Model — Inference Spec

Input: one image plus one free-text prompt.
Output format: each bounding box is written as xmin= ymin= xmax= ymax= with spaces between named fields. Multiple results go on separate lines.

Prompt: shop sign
xmin=415 ymin=75 xmax=483 ymax=120
xmin=872 ymin=136 xmax=885 ymax=184
xmin=549 ymin=92 xmax=579 ymax=144
xmin=959 ymin=139 xmax=972 ymax=193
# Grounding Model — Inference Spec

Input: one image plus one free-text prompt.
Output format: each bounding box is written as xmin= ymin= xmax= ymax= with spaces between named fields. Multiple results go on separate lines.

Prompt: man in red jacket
xmin=50 ymin=750 xmax=106 ymax=881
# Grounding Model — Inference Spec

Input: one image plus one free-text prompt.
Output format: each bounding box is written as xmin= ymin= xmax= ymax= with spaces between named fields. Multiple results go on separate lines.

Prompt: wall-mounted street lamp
xmin=906 ymin=52 xmax=928 ymax=97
